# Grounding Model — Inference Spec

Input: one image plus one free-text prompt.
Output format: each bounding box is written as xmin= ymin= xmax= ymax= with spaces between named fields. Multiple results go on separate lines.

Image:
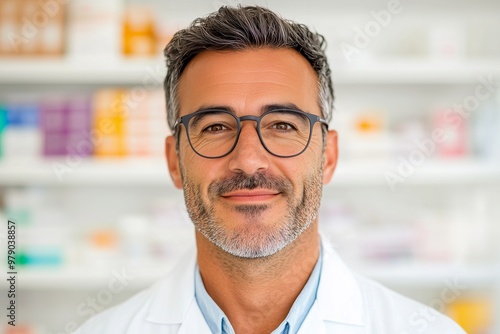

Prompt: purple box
xmin=66 ymin=95 xmax=92 ymax=157
xmin=41 ymin=97 xmax=68 ymax=156
xmin=41 ymin=95 xmax=92 ymax=157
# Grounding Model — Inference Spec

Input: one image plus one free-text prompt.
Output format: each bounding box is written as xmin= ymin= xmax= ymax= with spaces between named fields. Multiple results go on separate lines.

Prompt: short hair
xmin=163 ymin=5 xmax=334 ymax=134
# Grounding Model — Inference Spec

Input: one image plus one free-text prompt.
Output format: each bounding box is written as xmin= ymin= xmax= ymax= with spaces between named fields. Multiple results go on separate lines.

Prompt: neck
xmin=196 ymin=222 xmax=320 ymax=334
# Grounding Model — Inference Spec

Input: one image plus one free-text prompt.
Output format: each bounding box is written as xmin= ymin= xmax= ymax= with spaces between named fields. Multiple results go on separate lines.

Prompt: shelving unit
xmin=0 ymin=57 xmax=165 ymax=85
xmin=1 ymin=261 xmax=498 ymax=290
xmin=357 ymin=263 xmax=500 ymax=288
xmin=1 ymin=58 xmax=499 ymax=85
xmin=1 ymin=0 xmax=500 ymax=333
xmin=0 ymin=158 xmax=498 ymax=186
xmin=332 ymin=60 xmax=500 ymax=85
xmin=0 ymin=263 xmax=178 ymax=290
xmin=0 ymin=158 xmax=171 ymax=186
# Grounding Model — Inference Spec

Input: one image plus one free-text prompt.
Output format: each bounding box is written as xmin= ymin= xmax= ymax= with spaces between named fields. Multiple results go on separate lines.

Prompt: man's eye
xmin=204 ymin=123 xmax=227 ymax=132
xmin=272 ymin=122 xmax=295 ymax=131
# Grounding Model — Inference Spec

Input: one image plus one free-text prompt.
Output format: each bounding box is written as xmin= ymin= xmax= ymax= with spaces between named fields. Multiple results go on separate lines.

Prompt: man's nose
xmin=228 ymin=122 xmax=269 ymax=175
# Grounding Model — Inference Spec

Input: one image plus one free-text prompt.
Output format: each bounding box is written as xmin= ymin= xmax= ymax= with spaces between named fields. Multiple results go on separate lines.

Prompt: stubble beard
xmin=181 ymin=165 xmax=324 ymax=259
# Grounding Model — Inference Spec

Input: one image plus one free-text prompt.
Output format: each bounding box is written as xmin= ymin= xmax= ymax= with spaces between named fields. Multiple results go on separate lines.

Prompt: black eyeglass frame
xmin=173 ymin=108 xmax=329 ymax=159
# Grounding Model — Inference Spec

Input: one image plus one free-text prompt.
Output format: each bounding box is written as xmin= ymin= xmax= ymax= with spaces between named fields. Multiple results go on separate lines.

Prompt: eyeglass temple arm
xmin=319 ymin=117 xmax=329 ymax=129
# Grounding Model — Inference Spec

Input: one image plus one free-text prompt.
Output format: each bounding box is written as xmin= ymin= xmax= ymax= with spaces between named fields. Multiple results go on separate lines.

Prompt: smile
xmin=221 ymin=189 xmax=281 ymax=202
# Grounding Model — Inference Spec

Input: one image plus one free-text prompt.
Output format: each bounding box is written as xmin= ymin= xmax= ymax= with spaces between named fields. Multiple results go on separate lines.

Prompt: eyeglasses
xmin=174 ymin=108 xmax=328 ymax=158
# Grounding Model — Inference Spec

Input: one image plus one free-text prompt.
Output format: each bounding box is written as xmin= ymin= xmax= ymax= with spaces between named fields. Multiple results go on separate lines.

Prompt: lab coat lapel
xmin=145 ymin=246 xmax=210 ymax=333
xmin=317 ymin=241 xmax=365 ymax=324
xmin=298 ymin=238 xmax=366 ymax=333
xmin=176 ymin=299 xmax=213 ymax=334
xmin=297 ymin=302 xmax=327 ymax=334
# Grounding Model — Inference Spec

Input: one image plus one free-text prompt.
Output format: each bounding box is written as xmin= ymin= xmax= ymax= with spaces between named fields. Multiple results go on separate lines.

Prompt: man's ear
xmin=165 ymin=136 xmax=183 ymax=189
xmin=322 ymin=130 xmax=338 ymax=184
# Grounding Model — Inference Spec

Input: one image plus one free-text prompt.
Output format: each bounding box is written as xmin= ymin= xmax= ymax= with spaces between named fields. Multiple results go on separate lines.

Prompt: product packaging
xmin=0 ymin=0 xmax=66 ymax=56
xmin=92 ymin=89 xmax=127 ymax=157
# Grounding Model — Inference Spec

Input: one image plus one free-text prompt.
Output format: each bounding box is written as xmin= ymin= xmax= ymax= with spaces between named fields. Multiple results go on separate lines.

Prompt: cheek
xmin=179 ymin=151 xmax=225 ymax=191
xmin=297 ymin=137 xmax=324 ymax=171
xmin=307 ymin=132 xmax=324 ymax=153
xmin=178 ymin=135 xmax=203 ymax=176
xmin=291 ymin=144 xmax=324 ymax=188
xmin=306 ymin=134 xmax=325 ymax=166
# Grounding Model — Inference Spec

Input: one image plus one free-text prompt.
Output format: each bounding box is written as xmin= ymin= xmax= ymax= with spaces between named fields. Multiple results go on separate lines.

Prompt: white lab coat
xmin=75 ymin=239 xmax=466 ymax=334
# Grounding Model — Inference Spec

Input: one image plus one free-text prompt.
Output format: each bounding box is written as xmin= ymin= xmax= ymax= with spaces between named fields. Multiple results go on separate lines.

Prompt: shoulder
xmin=353 ymin=274 xmax=466 ymax=334
xmin=73 ymin=283 xmax=162 ymax=334
xmin=73 ymin=248 xmax=197 ymax=334
xmin=319 ymin=237 xmax=466 ymax=333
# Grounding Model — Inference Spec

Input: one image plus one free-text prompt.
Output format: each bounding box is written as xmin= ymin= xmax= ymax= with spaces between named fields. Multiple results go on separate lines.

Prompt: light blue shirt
xmin=194 ymin=248 xmax=322 ymax=334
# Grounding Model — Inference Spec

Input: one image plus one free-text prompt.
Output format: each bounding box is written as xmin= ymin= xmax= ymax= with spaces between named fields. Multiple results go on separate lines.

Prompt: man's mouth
xmin=221 ymin=189 xmax=281 ymax=202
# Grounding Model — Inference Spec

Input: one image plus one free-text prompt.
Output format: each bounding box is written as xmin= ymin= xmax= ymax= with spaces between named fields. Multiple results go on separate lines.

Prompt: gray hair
xmin=163 ymin=5 xmax=334 ymax=134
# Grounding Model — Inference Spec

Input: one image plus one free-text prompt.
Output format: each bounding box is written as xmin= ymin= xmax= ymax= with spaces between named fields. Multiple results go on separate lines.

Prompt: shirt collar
xmin=194 ymin=267 xmax=230 ymax=334
xmin=194 ymin=247 xmax=323 ymax=334
xmin=144 ymin=236 xmax=365 ymax=328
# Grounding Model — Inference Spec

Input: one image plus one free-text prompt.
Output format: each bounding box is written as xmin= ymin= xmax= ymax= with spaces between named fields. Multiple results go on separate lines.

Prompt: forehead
xmin=177 ymin=47 xmax=320 ymax=116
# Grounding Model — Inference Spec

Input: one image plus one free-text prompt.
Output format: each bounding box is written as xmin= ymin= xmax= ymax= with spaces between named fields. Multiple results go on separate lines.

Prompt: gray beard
xmin=181 ymin=166 xmax=324 ymax=258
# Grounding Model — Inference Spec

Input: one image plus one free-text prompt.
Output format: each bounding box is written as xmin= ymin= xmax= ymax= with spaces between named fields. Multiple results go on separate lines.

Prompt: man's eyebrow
xmin=190 ymin=109 xmax=228 ymax=128
xmin=262 ymin=103 xmax=303 ymax=113
xmin=192 ymin=105 xmax=235 ymax=114
xmin=191 ymin=103 xmax=303 ymax=115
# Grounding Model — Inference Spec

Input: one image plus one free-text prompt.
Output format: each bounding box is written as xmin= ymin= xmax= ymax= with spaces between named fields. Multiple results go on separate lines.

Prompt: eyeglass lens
xmin=187 ymin=110 xmax=311 ymax=158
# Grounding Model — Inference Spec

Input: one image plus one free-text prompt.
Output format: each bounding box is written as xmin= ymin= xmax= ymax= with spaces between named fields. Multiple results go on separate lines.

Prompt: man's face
xmin=166 ymin=48 xmax=337 ymax=258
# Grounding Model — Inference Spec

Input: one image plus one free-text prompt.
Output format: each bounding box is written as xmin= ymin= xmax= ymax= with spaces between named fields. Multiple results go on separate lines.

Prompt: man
xmin=76 ymin=6 xmax=466 ymax=334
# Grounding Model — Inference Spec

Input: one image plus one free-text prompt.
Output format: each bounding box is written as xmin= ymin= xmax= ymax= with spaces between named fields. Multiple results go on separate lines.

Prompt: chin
xmin=213 ymin=221 xmax=306 ymax=259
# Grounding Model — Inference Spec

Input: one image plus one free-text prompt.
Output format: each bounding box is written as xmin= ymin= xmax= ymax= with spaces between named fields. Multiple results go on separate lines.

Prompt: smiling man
xmin=76 ymin=6 xmax=466 ymax=334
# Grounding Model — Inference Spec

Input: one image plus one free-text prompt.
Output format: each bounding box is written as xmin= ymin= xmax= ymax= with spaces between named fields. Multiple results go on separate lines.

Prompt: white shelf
xmin=356 ymin=262 xmax=500 ymax=287
xmin=2 ymin=261 xmax=497 ymax=290
xmin=0 ymin=262 xmax=177 ymax=290
xmin=331 ymin=60 xmax=500 ymax=85
xmin=0 ymin=158 xmax=498 ymax=186
xmin=0 ymin=57 xmax=166 ymax=85
xmin=1 ymin=58 xmax=499 ymax=85
xmin=0 ymin=158 xmax=171 ymax=186
xmin=331 ymin=159 xmax=500 ymax=186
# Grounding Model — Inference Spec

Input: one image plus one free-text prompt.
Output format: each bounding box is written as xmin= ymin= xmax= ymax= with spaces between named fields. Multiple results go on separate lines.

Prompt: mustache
xmin=208 ymin=172 xmax=292 ymax=197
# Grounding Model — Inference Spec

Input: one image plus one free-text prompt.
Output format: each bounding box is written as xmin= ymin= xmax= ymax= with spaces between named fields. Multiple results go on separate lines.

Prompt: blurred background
xmin=0 ymin=0 xmax=499 ymax=333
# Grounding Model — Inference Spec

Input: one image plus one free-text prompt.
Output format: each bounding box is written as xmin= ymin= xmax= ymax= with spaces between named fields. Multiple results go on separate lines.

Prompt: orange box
xmin=447 ymin=297 xmax=492 ymax=334
xmin=5 ymin=0 xmax=67 ymax=56
xmin=0 ymin=0 xmax=22 ymax=55
xmin=122 ymin=5 xmax=156 ymax=56
xmin=93 ymin=89 xmax=128 ymax=157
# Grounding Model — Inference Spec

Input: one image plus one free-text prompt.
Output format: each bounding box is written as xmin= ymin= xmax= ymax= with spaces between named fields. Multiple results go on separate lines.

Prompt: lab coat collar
xmin=144 ymin=237 xmax=365 ymax=328
xmin=316 ymin=238 xmax=365 ymax=326
xmin=145 ymin=247 xmax=198 ymax=324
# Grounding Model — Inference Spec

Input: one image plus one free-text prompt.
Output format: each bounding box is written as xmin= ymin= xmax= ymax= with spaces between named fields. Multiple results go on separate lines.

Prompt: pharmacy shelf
xmin=0 ymin=57 xmax=166 ymax=85
xmin=0 ymin=158 xmax=498 ymax=187
xmin=356 ymin=262 xmax=500 ymax=287
xmin=331 ymin=60 xmax=500 ymax=85
xmin=174 ymin=0 xmax=500 ymax=13
xmin=0 ymin=262 xmax=177 ymax=290
xmin=331 ymin=158 xmax=500 ymax=186
xmin=1 ymin=58 xmax=499 ymax=85
xmin=2 ymin=261 xmax=497 ymax=290
xmin=0 ymin=158 xmax=171 ymax=186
